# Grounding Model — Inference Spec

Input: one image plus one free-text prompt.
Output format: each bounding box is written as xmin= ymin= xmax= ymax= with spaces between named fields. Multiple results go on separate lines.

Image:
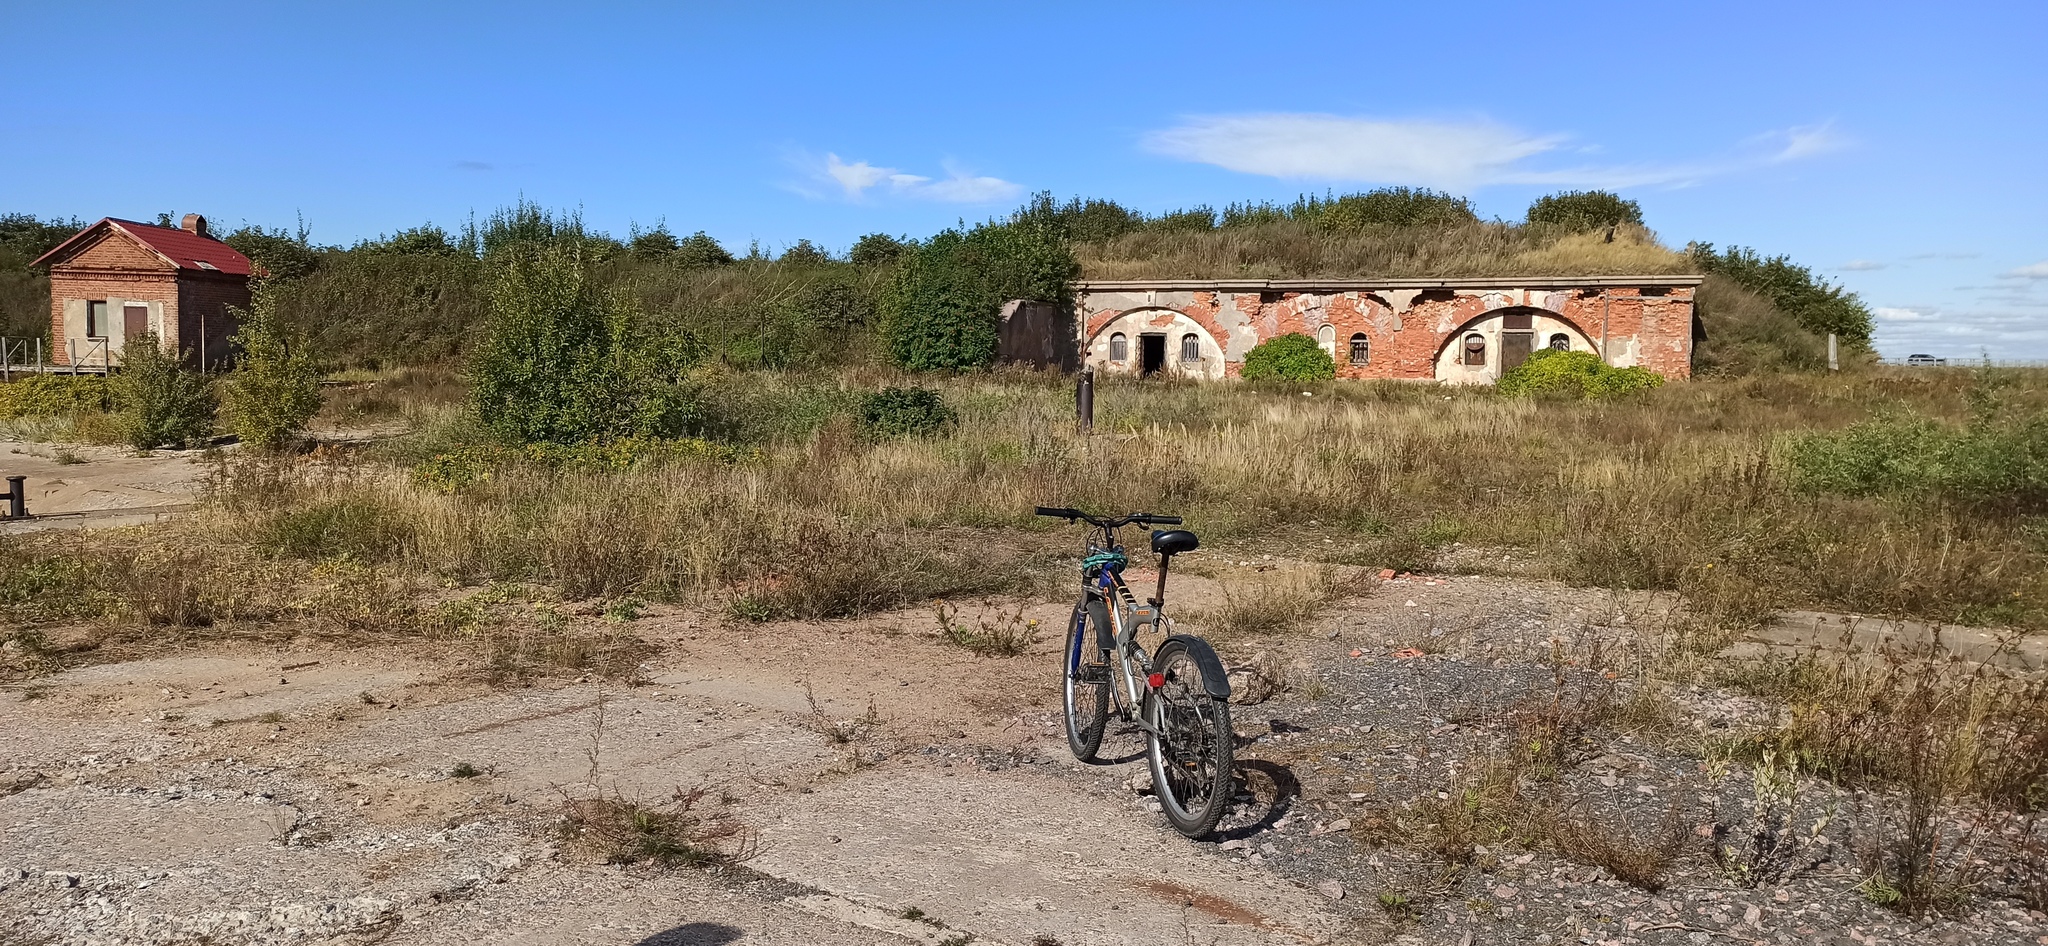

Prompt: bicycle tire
xmin=1144 ymin=637 xmax=1235 ymax=837
xmin=1062 ymin=598 xmax=1112 ymax=761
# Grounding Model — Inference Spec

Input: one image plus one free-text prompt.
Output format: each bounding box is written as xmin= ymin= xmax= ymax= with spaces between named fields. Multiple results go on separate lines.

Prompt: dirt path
xmin=0 ymin=601 xmax=1369 ymax=946
xmin=0 ymin=440 xmax=211 ymax=532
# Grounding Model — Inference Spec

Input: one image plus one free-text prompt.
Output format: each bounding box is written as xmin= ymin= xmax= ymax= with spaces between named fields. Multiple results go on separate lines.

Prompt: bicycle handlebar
xmin=1035 ymin=506 xmax=1182 ymax=528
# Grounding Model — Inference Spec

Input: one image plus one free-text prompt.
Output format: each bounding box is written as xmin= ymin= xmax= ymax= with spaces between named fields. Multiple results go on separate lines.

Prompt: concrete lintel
xmin=1076 ymin=275 xmax=1705 ymax=292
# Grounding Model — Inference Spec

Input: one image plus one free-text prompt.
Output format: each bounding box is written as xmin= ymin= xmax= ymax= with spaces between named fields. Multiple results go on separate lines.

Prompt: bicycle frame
xmin=1079 ymin=525 xmax=1169 ymax=727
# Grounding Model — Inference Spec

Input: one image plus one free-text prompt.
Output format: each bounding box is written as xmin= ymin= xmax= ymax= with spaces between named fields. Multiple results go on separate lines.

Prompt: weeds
xmin=931 ymin=601 xmax=1037 ymax=656
xmin=558 ymin=786 xmax=755 ymax=868
xmin=1204 ymin=567 xmax=1342 ymax=640
xmin=1543 ymin=802 xmax=1687 ymax=892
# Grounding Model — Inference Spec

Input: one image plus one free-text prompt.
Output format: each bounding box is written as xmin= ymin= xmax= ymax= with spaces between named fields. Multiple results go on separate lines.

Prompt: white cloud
xmin=1142 ymin=113 xmax=1846 ymax=190
xmin=1761 ymin=122 xmax=1850 ymax=163
xmin=1838 ymin=260 xmax=1887 ymax=271
xmin=809 ymin=153 xmax=1020 ymax=204
xmin=2000 ymin=260 xmax=2048 ymax=280
xmin=1871 ymin=304 xmax=2048 ymax=360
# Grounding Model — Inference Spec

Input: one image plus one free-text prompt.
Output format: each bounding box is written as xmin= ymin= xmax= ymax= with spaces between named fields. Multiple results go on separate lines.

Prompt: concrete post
xmin=1077 ymin=369 xmax=1095 ymax=434
xmin=1828 ymin=333 xmax=1839 ymax=371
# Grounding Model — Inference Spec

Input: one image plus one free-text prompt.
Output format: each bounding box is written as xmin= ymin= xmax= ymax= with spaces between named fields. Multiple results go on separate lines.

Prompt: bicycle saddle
xmin=1150 ymin=529 xmax=1199 ymax=556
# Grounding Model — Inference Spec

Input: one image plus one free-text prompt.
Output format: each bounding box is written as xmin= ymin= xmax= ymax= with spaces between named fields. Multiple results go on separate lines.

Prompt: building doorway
xmin=1139 ymin=333 xmax=1166 ymax=376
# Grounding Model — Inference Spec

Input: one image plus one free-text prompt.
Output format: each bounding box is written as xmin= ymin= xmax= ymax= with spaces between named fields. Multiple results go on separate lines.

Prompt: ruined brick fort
xmin=1003 ymin=275 xmax=1700 ymax=383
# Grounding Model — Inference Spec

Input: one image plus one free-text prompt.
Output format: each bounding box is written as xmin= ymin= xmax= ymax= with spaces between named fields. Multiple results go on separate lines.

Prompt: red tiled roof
xmin=31 ymin=218 xmax=254 ymax=276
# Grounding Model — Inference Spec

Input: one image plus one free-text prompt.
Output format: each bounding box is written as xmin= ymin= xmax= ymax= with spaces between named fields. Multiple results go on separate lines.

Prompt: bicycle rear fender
xmin=1164 ymin=635 xmax=1233 ymax=700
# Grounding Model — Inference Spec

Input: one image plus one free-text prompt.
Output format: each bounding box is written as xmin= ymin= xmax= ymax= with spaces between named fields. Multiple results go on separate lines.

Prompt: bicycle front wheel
xmin=1144 ymin=637 xmax=1235 ymax=838
xmin=1062 ymin=598 xmax=1112 ymax=761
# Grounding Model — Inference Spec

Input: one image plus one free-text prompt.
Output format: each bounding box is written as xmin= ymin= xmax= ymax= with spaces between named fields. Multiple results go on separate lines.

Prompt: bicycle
xmin=1035 ymin=506 xmax=1235 ymax=838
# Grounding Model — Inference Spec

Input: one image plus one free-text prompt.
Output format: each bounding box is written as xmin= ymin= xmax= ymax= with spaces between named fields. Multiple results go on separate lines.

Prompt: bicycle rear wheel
xmin=1062 ymin=598 xmax=1112 ymax=761
xmin=1144 ymin=637 xmax=1234 ymax=837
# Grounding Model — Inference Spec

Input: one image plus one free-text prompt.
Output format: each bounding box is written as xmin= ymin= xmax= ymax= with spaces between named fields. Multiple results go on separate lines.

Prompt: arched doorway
xmin=1433 ymin=307 xmax=1596 ymax=385
xmin=1084 ymin=308 xmax=1226 ymax=380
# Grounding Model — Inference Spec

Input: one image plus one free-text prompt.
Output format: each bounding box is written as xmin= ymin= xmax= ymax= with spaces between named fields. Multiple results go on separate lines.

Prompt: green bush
xmin=1239 ymin=333 xmax=1336 ymax=382
xmin=469 ymin=247 xmax=701 ymax=444
xmin=221 ymin=295 xmax=322 ymax=450
xmin=849 ymin=233 xmax=910 ymax=267
xmin=858 ymin=386 xmax=956 ymax=438
xmin=1526 ymin=190 xmax=1644 ymax=231
xmin=1689 ymin=243 xmax=1873 ymax=345
xmin=112 ymin=333 xmax=216 ymax=449
xmin=1496 ymin=349 xmax=1664 ymax=398
xmin=880 ymin=219 xmax=1075 ymax=372
xmin=0 ymin=374 xmax=112 ymax=417
xmin=1788 ymin=408 xmax=2048 ymax=509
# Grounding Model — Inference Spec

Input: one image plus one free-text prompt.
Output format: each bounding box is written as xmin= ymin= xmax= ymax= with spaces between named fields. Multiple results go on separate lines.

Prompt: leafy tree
xmin=780 ymin=239 xmax=831 ymax=266
xmin=1689 ymin=243 xmax=1874 ymax=344
xmin=221 ymin=293 xmax=322 ymax=450
xmin=879 ymin=218 xmax=1075 ymax=372
xmin=225 ymin=223 xmax=321 ymax=281
xmin=1240 ymin=333 xmax=1336 ymax=382
xmin=674 ymin=231 xmax=735 ymax=269
xmin=470 ymin=247 xmax=699 ymax=444
xmin=1526 ymin=191 xmax=1644 ymax=231
xmin=113 ymin=333 xmax=215 ymax=449
xmin=629 ymin=224 xmax=680 ymax=261
xmin=356 ymin=224 xmax=460 ymax=258
xmin=849 ymin=233 xmax=910 ymax=267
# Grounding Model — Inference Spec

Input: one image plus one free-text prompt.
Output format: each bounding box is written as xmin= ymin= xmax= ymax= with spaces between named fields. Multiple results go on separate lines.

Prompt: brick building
xmin=1046 ymin=276 xmax=1702 ymax=383
xmin=32 ymin=215 xmax=252 ymax=369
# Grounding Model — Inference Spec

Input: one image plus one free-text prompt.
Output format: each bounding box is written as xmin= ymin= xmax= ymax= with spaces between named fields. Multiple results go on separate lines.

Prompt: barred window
xmin=1109 ymin=333 xmax=1127 ymax=363
xmin=1463 ymin=333 xmax=1486 ymax=366
xmin=1549 ymin=333 xmax=1571 ymax=351
xmin=1180 ymin=333 xmax=1201 ymax=362
xmin=1349 ymin=333 xmax=1370 ymax=366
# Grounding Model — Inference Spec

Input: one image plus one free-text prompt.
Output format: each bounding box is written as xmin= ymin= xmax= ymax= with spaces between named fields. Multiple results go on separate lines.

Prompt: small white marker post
xmin=1828 ymin=333 xmax=1839 ymax=371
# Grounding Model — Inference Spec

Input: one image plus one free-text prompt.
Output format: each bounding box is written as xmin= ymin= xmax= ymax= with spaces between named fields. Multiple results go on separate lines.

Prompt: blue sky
xmin=4 ymin=1 xmax=2044 ymax=358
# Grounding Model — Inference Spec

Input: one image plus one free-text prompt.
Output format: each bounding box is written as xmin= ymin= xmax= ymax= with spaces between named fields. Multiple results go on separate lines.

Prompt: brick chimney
xmin=180 ymin=214 xmax=209 ymax=238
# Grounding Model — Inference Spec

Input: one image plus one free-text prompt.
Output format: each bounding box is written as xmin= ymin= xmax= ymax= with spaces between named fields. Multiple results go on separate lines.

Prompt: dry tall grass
xmin=1075 ymin=221 xmax=1690 ymax=280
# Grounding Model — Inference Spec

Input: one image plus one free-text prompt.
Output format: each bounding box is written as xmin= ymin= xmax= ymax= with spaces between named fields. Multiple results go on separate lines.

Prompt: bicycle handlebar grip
xmin=1035 ymin=506 xmax=1080 ymax=519
xmin=1139 ymin=514 xmax=1183 ymax=525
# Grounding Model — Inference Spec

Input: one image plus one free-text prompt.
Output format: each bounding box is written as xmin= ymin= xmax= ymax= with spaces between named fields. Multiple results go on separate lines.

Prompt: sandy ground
xmin=0 ymin=440 xmax=212 ymax=533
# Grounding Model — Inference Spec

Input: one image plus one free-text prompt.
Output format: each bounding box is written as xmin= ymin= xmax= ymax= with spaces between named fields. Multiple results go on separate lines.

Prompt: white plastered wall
xmin=1083 ymin=309 xmax=1227 ymax=380
xmin=1433 ymin=310 xmax=1597 ymax=385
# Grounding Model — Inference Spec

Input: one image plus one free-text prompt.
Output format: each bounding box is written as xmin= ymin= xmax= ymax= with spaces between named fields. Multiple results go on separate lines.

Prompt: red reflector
xmin=1147 ymin=673 xmax=1166 ymax=689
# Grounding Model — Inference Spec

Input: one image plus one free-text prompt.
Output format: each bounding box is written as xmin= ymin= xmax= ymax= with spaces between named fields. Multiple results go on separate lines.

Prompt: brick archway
xmin=1432 ymin=306 xmax=1599 ymax=385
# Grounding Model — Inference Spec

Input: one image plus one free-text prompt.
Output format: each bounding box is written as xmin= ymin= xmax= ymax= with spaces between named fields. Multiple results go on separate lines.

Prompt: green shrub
xmin=1496 ymin=349 xmax=1664 ymax=398
xmin=1788 ymin=410 xmax=2048 ymax=509
xmin=1689 ymin=243 xmax=1873 ymax=345
xmin=469 ymin=247 xmax=701 ymax=444
xmin=112 ymin=333 xmax=216 ymax=449
xmin=849 ymin=233 xmax=910 ymax=267
xmin=1240 ymin=333 xmax=1335 ymax=382
xmin=858 ymin=387 xmax=956 ymax=438
xmin=221 ymin=295 xmax=322 ymax=450
xmin=0 ymin=374 xmax=112 ymax=417
xmin=880 ymin=220 xmax=1075 ymax=372
xmin=1526 ymin=190 xmax=1644 ymax=231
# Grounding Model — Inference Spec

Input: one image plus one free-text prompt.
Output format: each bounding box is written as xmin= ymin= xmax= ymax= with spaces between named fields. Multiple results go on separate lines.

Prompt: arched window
xmin=1109 ymin=333 xmax=1127 ymax=363
xmin=1463 ymin=333 xmax=1487 ymax=367
xmin=1180 ymin=333 xmax=1201 ymax=363
xmin=1316 ymin=324 xmax=1336 ymax=358
xmin=1549 ymin=333 xmax=1571 ymax=351
xmin=1349 ymin=333 xmax=1370 ymax=366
